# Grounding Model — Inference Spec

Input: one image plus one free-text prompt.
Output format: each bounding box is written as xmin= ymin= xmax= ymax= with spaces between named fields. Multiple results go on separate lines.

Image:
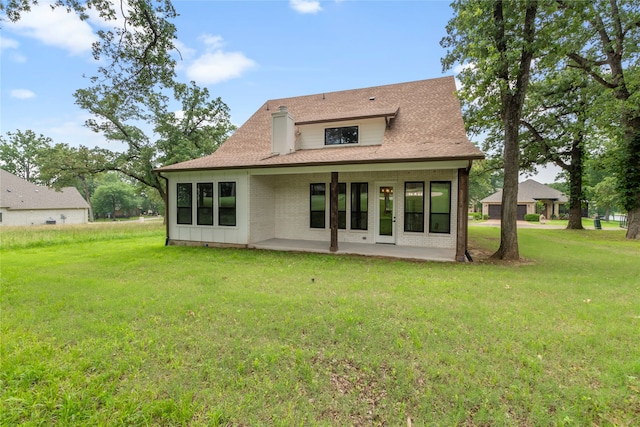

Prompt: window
xmin=176 ymin=183 xmax=193 ymax=225
xmin=325 ymin=126 xmax=358 ymax=145
xmin=404 ymin=182 xmax=424 ymax=232
xmin=330 ymin=183 xmax=347 ymax=229
xmin=310 ymin=183 xmax=326 ymax=228
xmin=218 ymin=182 xmax=236 ymax=226
xmin=197 ymin=183 xmax=214 ymax=225
xmin=429 ymin=181 xmax=451 ymax=233
xmin=350 ymin=183 xmax=368 ymax=230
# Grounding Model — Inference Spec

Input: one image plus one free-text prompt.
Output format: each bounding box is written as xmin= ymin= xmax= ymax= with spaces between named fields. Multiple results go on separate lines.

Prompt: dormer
xmin=271 ymin=106 xmax=296 ymax=155
xmin=294 ymin=105 xmax=399 ymax=150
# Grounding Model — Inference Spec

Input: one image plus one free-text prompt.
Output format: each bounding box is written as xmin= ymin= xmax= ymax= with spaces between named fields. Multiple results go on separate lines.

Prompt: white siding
xmin=0 ymin=208 xmax=88 ymax=226
xmin=165 ymin=166 xmax=460 ymax=250
xmin=167 ymin=170 xmax=249 ymax=245
xmin=297 ymin=118 xmax=386 ymax=150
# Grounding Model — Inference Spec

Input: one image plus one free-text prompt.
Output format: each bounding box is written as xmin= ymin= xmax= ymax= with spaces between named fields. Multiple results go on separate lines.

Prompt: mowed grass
xmin=1 ymin=223 xmax=639 ymax=426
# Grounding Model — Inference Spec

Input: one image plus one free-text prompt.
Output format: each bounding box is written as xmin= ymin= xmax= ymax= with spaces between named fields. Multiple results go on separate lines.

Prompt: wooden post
xmin=330 ymin=172 xmax=338 ymax=252
xmin=456 ymin=167 xmax=470 ymax=261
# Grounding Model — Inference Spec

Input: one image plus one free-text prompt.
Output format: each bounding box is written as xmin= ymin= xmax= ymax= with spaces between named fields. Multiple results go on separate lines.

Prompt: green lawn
xmin=1 ymin=223 xmax=639 ymax=426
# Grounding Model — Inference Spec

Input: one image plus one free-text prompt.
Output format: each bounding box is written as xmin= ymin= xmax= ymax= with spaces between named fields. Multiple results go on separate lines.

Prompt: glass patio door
xmin=376 ymin=184 xmax=396 ymax=244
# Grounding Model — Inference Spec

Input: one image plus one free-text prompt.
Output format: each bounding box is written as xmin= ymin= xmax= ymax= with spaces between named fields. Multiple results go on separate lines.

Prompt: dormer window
xmin=325 ymin=126 xmax=358 ymax=146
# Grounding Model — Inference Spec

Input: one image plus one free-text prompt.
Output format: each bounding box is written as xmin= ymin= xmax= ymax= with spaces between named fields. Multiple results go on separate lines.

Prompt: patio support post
xmin=330 ymin=172 xmax=339 ymax=252
xmin=456 ymin=167 xmax=470 ymax=261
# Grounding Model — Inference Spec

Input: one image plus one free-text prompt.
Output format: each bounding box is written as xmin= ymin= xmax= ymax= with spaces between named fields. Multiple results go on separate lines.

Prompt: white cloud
xmin=5 ymin=2 xmax=97 ymax=55
xmin=0 ymin=36 xmax=27 ymax=62
xmin=11 ymin=89 xmax=36 ymax=99
xmin=187 ymin=51 xmax=256 ymax=85
xmin=0 ymin=36 xmax=20 ymax=51
xmin=290 ymin=0 xmax=322 ymax=14
xmin=200 ymin=34 xmax=225 ymax=49
xmin=185 ymin=35 xmax=256 ymax=85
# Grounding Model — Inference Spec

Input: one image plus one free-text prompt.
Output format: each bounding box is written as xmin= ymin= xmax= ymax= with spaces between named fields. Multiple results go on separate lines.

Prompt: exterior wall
xmin=297 ymin=118 xmax=386 ymax=150
xmin=0 ymin=208 xmax=88 ymax=226
xmin=262 ymin=169 xmax=458 ymax=249
xmin=248 ymin=175 xmax=277 ymax=242
xmin=166 ymin=166 xmax=460 ymax=250
xmin=167 ymin=170 xmax=249 ymax=245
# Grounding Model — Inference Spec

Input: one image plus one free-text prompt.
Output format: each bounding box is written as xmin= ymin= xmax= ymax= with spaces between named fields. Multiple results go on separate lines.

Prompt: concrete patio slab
xmin=249 ymin=238 xmax=456 ymax=262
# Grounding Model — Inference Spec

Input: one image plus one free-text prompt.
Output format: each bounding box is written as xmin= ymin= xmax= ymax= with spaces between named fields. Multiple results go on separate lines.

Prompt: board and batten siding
xmin=296 ymin=118 xmax=386 ymax=150
xmin=168 ymin=170 xmax=249 ymax=245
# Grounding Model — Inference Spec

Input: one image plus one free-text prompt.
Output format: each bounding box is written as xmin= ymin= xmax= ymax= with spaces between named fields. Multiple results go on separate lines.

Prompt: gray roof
xmin=481 ymin=179 xmax=568 ymax=203
xmin=0 ymin=169 xmax=90 ymax=210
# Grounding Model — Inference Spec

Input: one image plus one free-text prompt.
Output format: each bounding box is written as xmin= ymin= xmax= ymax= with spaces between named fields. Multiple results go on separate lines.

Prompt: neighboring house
xmin=481 ymin=179 xmax=569 ymax=220
xmin=0 ymin=169 xmax=90 ymax=226
xmin=155 ymin=77 xmax=484 ymax=261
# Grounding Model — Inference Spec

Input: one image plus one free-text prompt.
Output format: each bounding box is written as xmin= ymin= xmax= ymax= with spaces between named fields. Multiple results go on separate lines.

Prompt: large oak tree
xmin=442 ymin=0 xmax=548 ymax=260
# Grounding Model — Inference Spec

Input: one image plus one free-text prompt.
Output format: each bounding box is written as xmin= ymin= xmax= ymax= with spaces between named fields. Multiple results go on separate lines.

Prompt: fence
xmin=619 ymin=215 xmax=628 ymax=229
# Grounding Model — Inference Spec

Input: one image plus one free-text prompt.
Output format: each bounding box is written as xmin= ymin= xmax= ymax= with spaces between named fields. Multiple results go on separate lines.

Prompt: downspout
xmin=156 ymin=172 xmax=170 ymax=246
xmin=456 ymin=161 xmax=473 ymax=262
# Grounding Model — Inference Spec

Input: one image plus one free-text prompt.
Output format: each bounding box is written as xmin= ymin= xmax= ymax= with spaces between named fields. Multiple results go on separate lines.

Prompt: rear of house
xmin=156 ymin=77 xmax=484 ymax=261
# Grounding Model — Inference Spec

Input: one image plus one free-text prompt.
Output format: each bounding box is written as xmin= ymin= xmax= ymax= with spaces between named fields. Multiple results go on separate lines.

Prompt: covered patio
xmin=249 ymin=238 xmax=456 ymax=262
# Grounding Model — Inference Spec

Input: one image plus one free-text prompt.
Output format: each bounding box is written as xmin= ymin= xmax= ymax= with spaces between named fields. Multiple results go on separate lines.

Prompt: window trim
xmin=324 ymin=126 xmax=359 ymax=146
xmin=404 ymin=181 xmax=425 ymax=233
xmin=350 ymin=182 xmax=368 ymax=231
xmin=218 ymin=182 xmax=237 ymax=227
xmin=310 ymin=183 xmax=326 ymax=228
xmin=429 ymin=181 xmax=451 ymax=234
xmin=176 ymin=183 xmax=193 ymax=225
xmin=197 ymin=182 xmax=214 ymax=226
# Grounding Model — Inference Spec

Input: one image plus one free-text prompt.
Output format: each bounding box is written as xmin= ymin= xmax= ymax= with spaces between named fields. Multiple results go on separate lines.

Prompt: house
xmin=0 ymin=169 xmax=90 ymax=226
xmin=155 ymin=77 xmax=484 ymax=261
xmin=481 ymin=179 xmax=568 ymax=220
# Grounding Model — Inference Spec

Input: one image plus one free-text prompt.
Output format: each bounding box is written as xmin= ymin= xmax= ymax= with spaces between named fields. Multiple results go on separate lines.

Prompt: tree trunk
xmin=492 ymin=102 xmax=520 ymax=261
xmin=621 ymin=122 xmax=640 ymax=239
xmin=626 ymin=207 xmax=640 ymax=240
xmin=79 ymin=176 xmax=94 ymax=222
xmin=566 ymin=153 xmax=583 ymax=229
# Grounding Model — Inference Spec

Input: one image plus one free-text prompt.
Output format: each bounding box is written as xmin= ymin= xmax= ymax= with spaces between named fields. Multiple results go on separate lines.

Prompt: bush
xmin=525 ymin=213 xmax=541 ymax=222
xmin=470 ymin=212 xmax=483 ymax=220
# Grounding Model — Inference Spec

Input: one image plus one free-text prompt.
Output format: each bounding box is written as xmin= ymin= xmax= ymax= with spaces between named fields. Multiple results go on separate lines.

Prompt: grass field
xmin=1 ymin=223 xmax=639 ymax=426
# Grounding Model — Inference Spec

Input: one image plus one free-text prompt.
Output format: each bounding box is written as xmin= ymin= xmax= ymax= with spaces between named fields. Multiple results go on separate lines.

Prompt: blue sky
xmin=0 ymin=0 xmax=559 ymax=182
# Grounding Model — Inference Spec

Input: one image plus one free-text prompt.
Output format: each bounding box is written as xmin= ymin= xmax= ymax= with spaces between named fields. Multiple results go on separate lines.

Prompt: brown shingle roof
xmin=0 ymin=169 xmax=90 ymax=210
xmin=157 ymin=76 xmax=483 ymax=172
xmin=481 ymin=179 xmax=569 ymax=203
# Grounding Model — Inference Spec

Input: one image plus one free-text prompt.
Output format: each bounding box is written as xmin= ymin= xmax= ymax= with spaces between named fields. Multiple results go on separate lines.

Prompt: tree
xmin=0 ymin=130 xmax=51 ymax=183
xmin=38 ymin=144 xmax=114 ymax=221
xmin=469 ymin=161 xmax=503 ymax=212
xmin=2 ymin=0 xmax=233 ymax=214
xmin=92 ymin=181 xmax=140 ymax=219
xmin=442 ymin=0 xmax=547 ymax=260
xmin=558 ymin=0 xmax=640 ymax=239
xmin=519 ymin=69 xmax=601 ymax=230
xmin=592 ymin=176 xmax=621 ymax=220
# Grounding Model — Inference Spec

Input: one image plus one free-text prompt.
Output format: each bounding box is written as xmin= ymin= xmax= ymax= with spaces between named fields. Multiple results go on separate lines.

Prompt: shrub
xmin=471 ymin=212 xmax=483 ymax=220
xmin=525 ymin=213 xmax=540 ymax=222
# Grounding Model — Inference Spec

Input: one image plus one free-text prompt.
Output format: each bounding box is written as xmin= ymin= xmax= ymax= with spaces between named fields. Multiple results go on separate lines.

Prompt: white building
xmin=156 ymin=77 xmax=484 ymax=261
xmin=0 ymin=169 xmax=89 ymax=226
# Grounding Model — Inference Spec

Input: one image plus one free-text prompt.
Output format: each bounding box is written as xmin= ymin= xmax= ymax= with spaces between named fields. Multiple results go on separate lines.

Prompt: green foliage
xmin=525 ymin=213 xmax=540 ymax=222
xmin=1 ymin=224 xmax=638 ymax=425
xmin=0 ymin=129 xmax=51 ymax=183
xmin=91 ymin=181 xmax=141 ymax=218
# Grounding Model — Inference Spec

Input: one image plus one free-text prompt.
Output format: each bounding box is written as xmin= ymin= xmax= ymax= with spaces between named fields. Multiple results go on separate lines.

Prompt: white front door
xmin=376 ymin=183 xmax=396 ymax=244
